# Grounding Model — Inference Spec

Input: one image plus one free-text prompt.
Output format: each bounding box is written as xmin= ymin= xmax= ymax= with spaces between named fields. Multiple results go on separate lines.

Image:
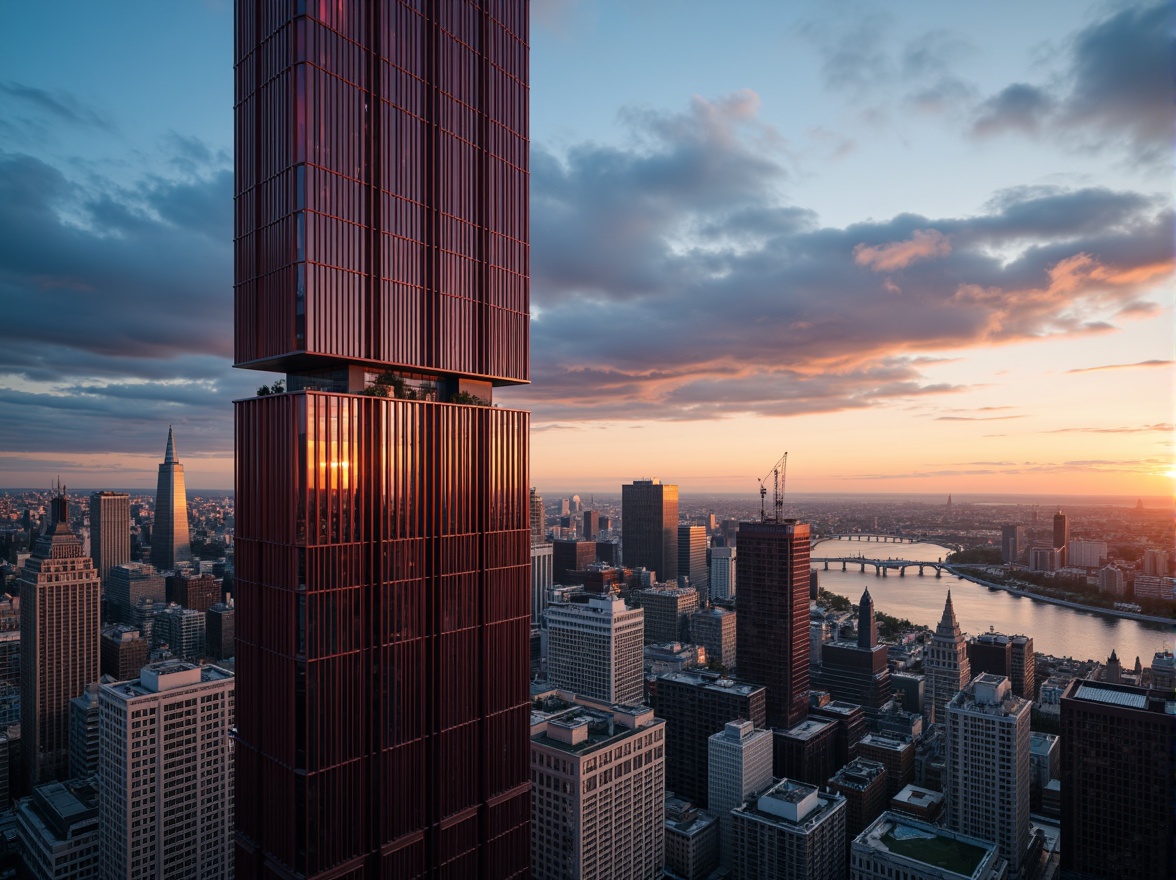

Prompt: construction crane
xmin=758 ymin=452 xmax=788 ymax=523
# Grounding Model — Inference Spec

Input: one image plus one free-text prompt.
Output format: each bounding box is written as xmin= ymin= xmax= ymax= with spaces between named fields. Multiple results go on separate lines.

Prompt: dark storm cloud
xmin=0 ymin=138 xmax=245 ymax=457
xmin=0 ymin=152 xmax=232 ymax=367
xmin=505 ymin=93 xmax=1172 ymax=423
xmin=970 ymin=2 xmax=1173 ymax=160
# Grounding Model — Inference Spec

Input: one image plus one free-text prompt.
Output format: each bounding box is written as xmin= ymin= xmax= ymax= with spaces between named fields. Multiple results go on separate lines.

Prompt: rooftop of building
xmin=640 ymin=585 xmax=698 ymax=598
xmin=102 ymin=661 xmax=233 ymax=700
xmin=891 ymin=784 xmax=944 ymax=809
xmin=1062 ymin=678 xmax=1176 ymax=715
xmin=948 ymin=674 xmax=1029 ymax=718
xmin=18 ymin=779 xmax=99 ymax=844
xmin=777 ymin=717 xmax=834 ymax=741
xmin=664 ymin=797 xmax=718 ymax=837
xmin=531 ymin=700 xmax=660 ymax=755
xmin=859 ymin=732 xmax=914 ymax=751
xmin=658 ymin=670 xmax=764 ymax=696
xmin=831 ymin=758 xmax=886 ymax=790
xmin=1029 ymin=732 xmax=1058 ymax=755
xmin=854 ymin=812 xmax=996 ymax=878
xmin=735 ymin=777 xmax=843 ymax=830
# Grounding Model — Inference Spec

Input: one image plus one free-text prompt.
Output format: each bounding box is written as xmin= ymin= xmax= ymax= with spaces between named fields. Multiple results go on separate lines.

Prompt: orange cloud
xmin=853 ymin=229 xmax=951 ymax=272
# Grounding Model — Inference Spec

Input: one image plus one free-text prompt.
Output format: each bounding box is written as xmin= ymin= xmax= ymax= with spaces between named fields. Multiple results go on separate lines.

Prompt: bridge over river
xmin=812 ymin=533 xmax=962 ymax=552
xmin=811 ymin=556 xmax=953 ymax=577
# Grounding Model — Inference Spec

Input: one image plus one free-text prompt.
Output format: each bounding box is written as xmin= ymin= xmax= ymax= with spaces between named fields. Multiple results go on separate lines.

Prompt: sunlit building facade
xmin=19 ymin=493 xmax=100 ymax=788
xmin=150 ymin=428 xmax=191 ymax=571
xmin=233 ymin=3 xmax=531 ymax=877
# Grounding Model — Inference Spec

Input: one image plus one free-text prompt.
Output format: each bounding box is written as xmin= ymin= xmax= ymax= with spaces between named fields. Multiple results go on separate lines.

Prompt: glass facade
xmin=234 ymin=2 xmax=531 ymax=878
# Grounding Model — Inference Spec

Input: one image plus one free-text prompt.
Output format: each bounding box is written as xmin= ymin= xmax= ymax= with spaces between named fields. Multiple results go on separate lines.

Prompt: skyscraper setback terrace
xmin=232 ymin=3 xmax=531 ymax=877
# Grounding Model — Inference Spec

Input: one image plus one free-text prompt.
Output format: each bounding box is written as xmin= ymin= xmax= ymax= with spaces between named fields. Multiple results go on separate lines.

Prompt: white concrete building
xmin=1097 ymin=565 xmax=1126 ymax=596
xmin=546 ymin=595 xmax=644 ymax=705
xmin=1066 ymin=539 xmax=1107 ymax=569
xmin=530 ymin=697 xmax=665 ymax=879
xmin=98 ymin=661 xmax=234 ymax=880
xmin=945 ymin=674 xmax=1032 ymax=880
xmin=531 ymin=543 xmax=554 ymax=623
xmin=709 ymin=546 xmax=736 ymax=599
xmin=707 ymin=720 xmax=773 ymax=869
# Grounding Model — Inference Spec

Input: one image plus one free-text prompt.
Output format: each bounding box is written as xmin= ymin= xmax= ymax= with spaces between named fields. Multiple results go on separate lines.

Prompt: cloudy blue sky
xmin=0 ymin=1 xmax=1172 ymax=495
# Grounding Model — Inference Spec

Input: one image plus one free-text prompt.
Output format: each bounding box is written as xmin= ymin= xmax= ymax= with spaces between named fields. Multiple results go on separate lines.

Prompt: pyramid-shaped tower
xmin=150 ymin=426 xmax=191 ymax=571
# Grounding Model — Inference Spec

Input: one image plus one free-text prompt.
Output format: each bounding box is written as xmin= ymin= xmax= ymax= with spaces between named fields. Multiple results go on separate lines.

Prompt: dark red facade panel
xmin=235 ymin=2 xmax=529 ymax=383
xmin=235 ymin=393 xmax=530 ymax=878
xmin=735 ymin=521 xmax=812 ymax=729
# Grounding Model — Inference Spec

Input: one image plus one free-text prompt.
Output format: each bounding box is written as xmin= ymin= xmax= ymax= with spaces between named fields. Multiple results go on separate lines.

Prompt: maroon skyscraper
xmin=735 ymin=519 xmax=811 ymax=728
xmin=233 ymin=4 xmax=531 ymax=878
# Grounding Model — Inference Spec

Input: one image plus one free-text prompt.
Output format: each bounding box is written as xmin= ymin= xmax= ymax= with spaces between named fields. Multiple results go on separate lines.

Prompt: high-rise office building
xmin=100 ymin=625 xmax=149 ymax=682
xmin=98 ymin=661 xmax=234 ymax=880
xmin=552 ymin=539 xmax=597 ymax=585
xmin=106 ymin=562 xmax=166 ymax=626
xmin=945 ymin=674 xmax=1032 ymax=880
xmin=640 ymin=585 xmax=699 ymax=644
xmin=708 ymin=720 xmax=773 ymax=869
xmin=232 ymin=3 xmax=532 ymax=877
xmin=16 ymin=780 xmax=100 ymax=880
xmin=677 ymin=524 xmax=707 ymax=596
xmin=69 ymin=684 xmax=101 ymax=780
xmin=731 ymin=779 xmax=846 ymax=880
xmin=582 ymin=510 xmax=600 ymax=541
xmin=158 ymin=606 xmax=206 ymax=663
xmin=653 ymin=671 xmax=767 ymax=808
xmin=530 ymin=696 xmax=665 ymax=880
xmin=1060 ymin=679 xmax=1174 ymax=880
xmin=1052 ymin=510 xmax=1068 ymax=567
xmin=166 ymin=571 xmax=221 ymax=613
xmin=530 ymin=543 xmax=554 ymax=623
xmin=966 ymin=632 xmax=1035 ymax=700
xmin=1066 ymin=538 xmax=1107 ymax=569
xmin=19 ymin=492 xmax=100 ymax=788
xmin=547 ymin=595 xmax=644 ymax=705
xmin=530 ymin=488 xmax=545 ymax=545
xmin=999 ymin=524 xmax=1024 ymax=565
xmin=709 ymin=546 xmax=736 ymax=599
xmin=858 ymin=733 xmax=915 ymax=799
xmin=829 ymin=758 xmax=888 ymax=842
xmin=88 ymin=491 xmax=130 ymax=587
xmin=206 ymin=601 xmax=235 ymax=661
xmin=814 ymin=587 xmax=891 ymax=709
xmin=1142 ymin=547 xmax=1170 ymax=577
xmin=689 ymin=606 xmax=737 ymax=669
xmin=149 ymin=428 xmax=191 ymax=571
xmin=924 ymin=592 xmax=970 ymax=724
xmin=736 ymin=520 xmax=811 ymax=728
xmin=622 ymin=479 xmax=679 ymax=581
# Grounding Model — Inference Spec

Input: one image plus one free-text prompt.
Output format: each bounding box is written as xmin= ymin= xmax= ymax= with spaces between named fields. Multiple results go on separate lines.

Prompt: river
xmin=810 ymin=538 xmax=1175 ymax=667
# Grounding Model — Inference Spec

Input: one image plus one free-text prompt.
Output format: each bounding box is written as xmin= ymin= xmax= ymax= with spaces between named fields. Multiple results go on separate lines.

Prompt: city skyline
xmin=1 ymin=1 xmax=1172 ymax=496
